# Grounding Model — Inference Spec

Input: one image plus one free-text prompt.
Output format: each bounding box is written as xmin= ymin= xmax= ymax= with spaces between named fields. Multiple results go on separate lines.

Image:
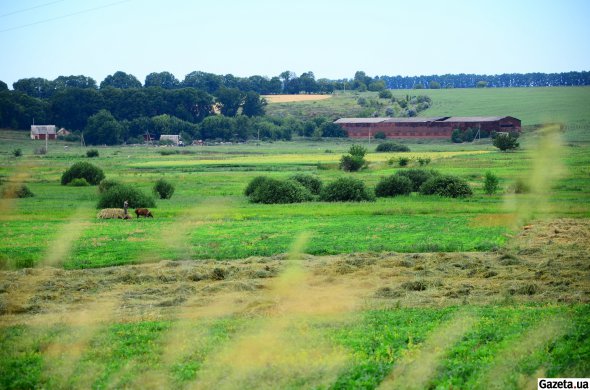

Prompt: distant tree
xmin=242 ymin=91 xmax=267 ymax=117
xmin=378 ymin=90 xmax=393 ymax=99
xmin=53 ymin=75 xmax=97 ymax=90
xmin=50 ymin=88 xmax=104 ymax=130
xmin=493 ymin=132 xmax=520 ymax=151
xmin=319 ymin=122 xmax=347 ymax=137
xmin=144 ymin=72 xmax=180 ymax=89
xmin=413 ymin=83 xmax=424 ymax=89
xmin=13 ymin=77 xmax=55 ymax=98
xmin=476 ymin=81 xmax=488 ymax=88
xmin=268 ymin=76 xmax=283 ymax=94
xmin=215 ymin=88 xmax=243 ymax=117
xmin=0 ymin=80 xmax=9 ymax=91
xmin=84 ymin=109 xmax=123 ymax=145
xmin=429 ymin=81 xmax=441 ymax=89
xmin=0 ymin=91 xmax=50 ymax=129
xmin=483 ymin=171 xmax=500 ymax=195
xmin=299 ymin=71 xmax=318 ymax=93
xmin=182 ymin=71 xmax=222 ymax=93
xmin=100 ymin=71 xmax=142 ymax=89
xmin=368 ymin=80 xmax=386 ymax=91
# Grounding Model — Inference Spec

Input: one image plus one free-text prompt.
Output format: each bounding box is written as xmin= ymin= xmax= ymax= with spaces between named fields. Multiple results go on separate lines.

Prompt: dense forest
xmin=0 ymin=70 xmax=588 ymax=144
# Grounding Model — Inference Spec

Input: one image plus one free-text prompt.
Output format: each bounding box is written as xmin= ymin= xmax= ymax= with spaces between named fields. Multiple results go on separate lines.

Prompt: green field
xmin=1 ymin=86 xmax=589 ymax=389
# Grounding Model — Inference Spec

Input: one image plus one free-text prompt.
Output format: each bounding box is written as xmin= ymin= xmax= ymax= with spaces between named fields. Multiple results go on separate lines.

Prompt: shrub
xmin=375 ymin=142 xmax=410 ymax=152
xmin=378 ymin=90 xmax=393 ymax=99
xmin=348 ymin=144 xmax=367 ymax=158
xmin=289 ymin=174 xmax=323 ymax=195
xmin=244 ymin=176 xmax=272 ymax=196
xmin=398 ymin=157 xmax=411 ymax=167
xmin=97 ymin=184 xmax=155 ymax=209
xmin=493 ymin=132 xmax=520 ymax=151
xmin=374 ymin=131 xmax=387 ymax=140
xmin=340 ymin=155 xmax=366 ymax=172
xmin=511 ymin=178 xmax=530 ymax=194
xmin=153 ymin=178 xmax=175 ymax=199
xmin=86 ymin=149 xmax=99 ymax=158
xmin=1 ymin=184 xmax=34 ymax=198
xmin=98 ymin=179 xmax=122 ymax=194
xmin=159 ymin=149 xmax=179 ymax=156
xmin=419 ymin=175 xmax=473 ymax=198
xmin=61 ymin=162 xmax=105 ymax=185
xmin=320 ymin=177 xmax=374 ymax=202
xmin=483 ymin=171 xmax=500 ymax=195
xmin=68 ymin=178 xmax=90 ymax=187
xmin=395 ymin=169 xmax=439 ymax=192
xmin=248 ymin=178 xmax=312 ymax=204
xmin=417 ymin=157 xmax=431 ymax=166
xmin=375 ymin=175 xmax=412 ymax=197
xmin=451 ymin=129 xmax=463 ymax=143
xmin=12 ymin=148 xmax=22 ymax=157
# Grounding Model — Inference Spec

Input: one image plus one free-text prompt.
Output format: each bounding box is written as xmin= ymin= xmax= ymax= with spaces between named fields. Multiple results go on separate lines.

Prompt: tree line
xmin=2 ymin=70 xmax=587 ymax=100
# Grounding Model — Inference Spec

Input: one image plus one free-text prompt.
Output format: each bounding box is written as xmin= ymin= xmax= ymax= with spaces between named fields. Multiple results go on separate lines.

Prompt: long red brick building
xmin=334 ymin=116 xmax=521 ymax=139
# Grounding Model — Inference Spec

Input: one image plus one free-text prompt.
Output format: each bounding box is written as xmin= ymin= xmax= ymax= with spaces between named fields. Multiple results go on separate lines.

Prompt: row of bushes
xmin=245 ymin=170 xmax=473 ymax=204
xmin=59 ymin=161 xmax=175 ymax=209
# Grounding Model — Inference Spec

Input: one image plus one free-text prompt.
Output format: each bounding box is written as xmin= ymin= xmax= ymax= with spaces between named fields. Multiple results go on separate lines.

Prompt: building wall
xmin=339 ymin=118 xmax=521 ymax=139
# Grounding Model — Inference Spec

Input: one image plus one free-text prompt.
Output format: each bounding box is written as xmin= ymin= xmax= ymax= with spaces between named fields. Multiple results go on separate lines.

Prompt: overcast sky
xmin=1 ymin=0 xmax=588 ymax=88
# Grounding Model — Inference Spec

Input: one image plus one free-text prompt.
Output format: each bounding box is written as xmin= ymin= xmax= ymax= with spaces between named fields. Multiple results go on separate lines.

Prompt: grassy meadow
xmin=1 ymin=87 xmax=589 ymax=388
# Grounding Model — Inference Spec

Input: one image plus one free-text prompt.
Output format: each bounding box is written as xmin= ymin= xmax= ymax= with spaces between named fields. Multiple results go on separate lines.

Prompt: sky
xmin=0 ymin=0 xmax=589 ymax=88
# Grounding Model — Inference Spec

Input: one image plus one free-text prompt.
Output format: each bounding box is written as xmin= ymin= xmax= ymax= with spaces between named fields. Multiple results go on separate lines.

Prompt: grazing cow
xmin=135 ymin=208 xmax=153 ymax=218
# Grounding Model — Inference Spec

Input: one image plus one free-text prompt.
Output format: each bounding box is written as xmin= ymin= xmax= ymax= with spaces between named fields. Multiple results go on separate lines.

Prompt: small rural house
xmin=30 ymin=125 xmax=57 ymax=140
xmin=334 ymin=116 xmax=521 ymax=139
xmin=160 ymin=134 xmax=180 ymax=146
xmin=56 ymin=128 xmax=71 ymax=136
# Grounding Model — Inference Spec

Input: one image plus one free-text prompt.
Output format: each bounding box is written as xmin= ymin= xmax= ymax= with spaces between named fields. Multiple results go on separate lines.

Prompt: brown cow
xmin=135 ymin=208 xmax=153 ymax=218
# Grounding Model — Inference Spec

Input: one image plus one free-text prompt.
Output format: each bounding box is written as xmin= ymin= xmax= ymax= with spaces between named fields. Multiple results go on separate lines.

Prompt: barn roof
xmin=442 ymin=116 xmax=507 ymax=122
xmin=335 ymin=116 xmax=519 ymax=124
xmin=383 ymin=117 xmax=448 ymax=123
xmin=334 ymin=118 xmax=388 ymax=124
xmin=30 ymin=125 xmax=56 ymax=135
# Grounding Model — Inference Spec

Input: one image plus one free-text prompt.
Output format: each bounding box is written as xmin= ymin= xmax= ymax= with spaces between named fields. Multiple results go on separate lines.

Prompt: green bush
xmin=375 ymin=175 xmax=412 ymax=197
xmin=61 ymin=162 xmax=105 ymax=185
xmin=289 ymin=174 xmax=323 ymax=195
xmin=374 ymin=132 xmax=387 ymax=140
xmin=417 ymin=157 xmax=431 ymax=166
xmin=248 ymin=178 xmax=312 ymax=204
xmin=483 ymin=171 xmax=500 ymax=195
xmin=398 ymin=157 xmax=411 ymax=167
xmin=419 ymin=175 xmax=473 ymax=198
xmin=511 ymin=178 xmax=530 ymax=194
xmin=68 ymin=178 xmax=90 ymax=187
xmin=1 ymin=184 xmax=34 ymax=198
xmin=86 ymin=149 xmax=99 ymax=158
xmin=493 ymin=132 xmax=520 ymax=151
xmin=348 ymin=144 xmax=367 ymax=158
xmin=320 ymin=177 xmax=374 ymax=202
xmin=12 ymin=148 xmax=22 ymax=157
xmin=340 ymin=155 xmax=367 ymax=172
xmin=375 ymin=142 xmax=410 ymax=152
xmin=244 ymin=176 xmax=272 ymax=196
xmin=395 ymin=169 xmax=440 ymax=192
xmin=98 ymin=179 xmax=122 ymax=194
xmin=153 ymin=178 xmax=175 ymax=199
xmin=97 ymin=184 xmax=155 ymax=209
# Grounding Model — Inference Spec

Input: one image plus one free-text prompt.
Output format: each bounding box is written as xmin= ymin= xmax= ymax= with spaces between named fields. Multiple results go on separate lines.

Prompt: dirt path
xmin=1 ymin=219 xmax=588 ymax=327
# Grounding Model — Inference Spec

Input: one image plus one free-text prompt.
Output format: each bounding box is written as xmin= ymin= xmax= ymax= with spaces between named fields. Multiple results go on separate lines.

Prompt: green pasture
xmin=1 ymin=122 xmax=590 ymax=269
xmin=1 ymin=305 xmax=587 ymax=389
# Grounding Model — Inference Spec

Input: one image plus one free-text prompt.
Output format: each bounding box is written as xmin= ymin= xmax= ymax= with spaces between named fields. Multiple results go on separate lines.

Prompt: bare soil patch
xmin=263 ymin=94 xmax=332 ymax=103
xmin=0 ymin=219 xmax=588 ymax=327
